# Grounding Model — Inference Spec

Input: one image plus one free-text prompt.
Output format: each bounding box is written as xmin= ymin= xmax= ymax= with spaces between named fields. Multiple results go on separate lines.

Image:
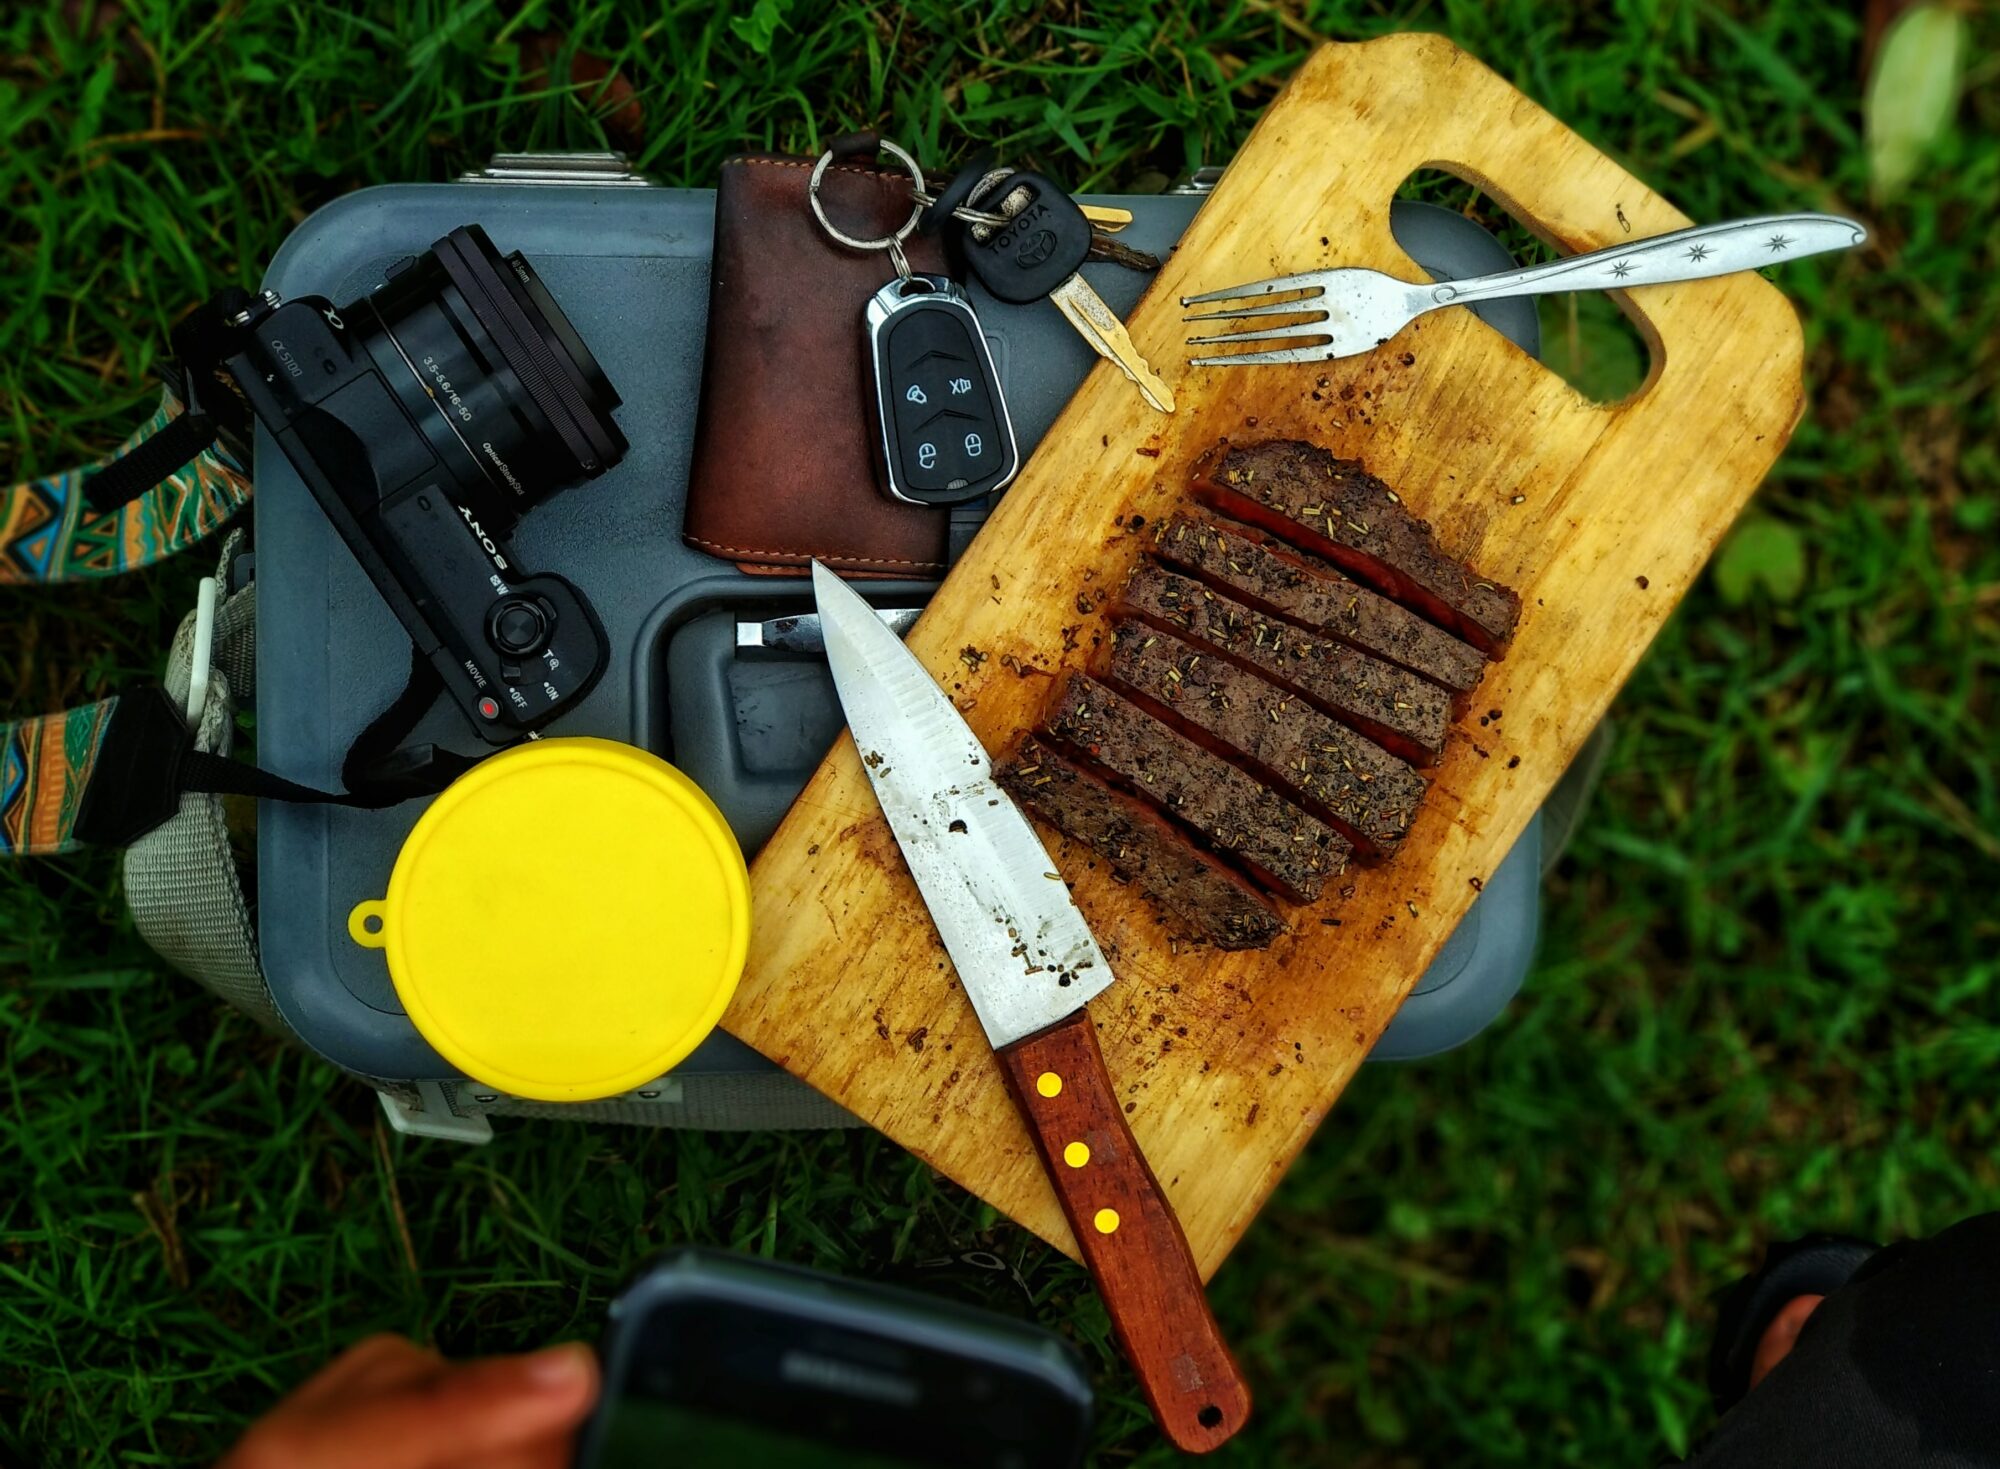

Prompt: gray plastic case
xmin=256 ymin=182 xmax=1539 ymax=1086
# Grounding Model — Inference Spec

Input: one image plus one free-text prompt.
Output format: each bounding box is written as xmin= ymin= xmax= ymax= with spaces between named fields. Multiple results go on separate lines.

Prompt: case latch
xmin=456 ymin=151 xmax=652 ymax=186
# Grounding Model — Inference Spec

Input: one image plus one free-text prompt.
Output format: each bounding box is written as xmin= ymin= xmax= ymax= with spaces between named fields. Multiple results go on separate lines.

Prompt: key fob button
xmin=955 ymin=423 xmax=994 ymax=466
xmin=940 ymin=417 xmax=1000 ymax=484
xmin=902 ymin=409 xmax=996 ymax=491
xmin=893 ymin=351 xmax=975 ymax=435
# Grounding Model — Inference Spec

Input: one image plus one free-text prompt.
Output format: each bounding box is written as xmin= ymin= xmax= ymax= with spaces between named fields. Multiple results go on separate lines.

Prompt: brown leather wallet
xmin=683 ymin=153 xmax=951 ymax=578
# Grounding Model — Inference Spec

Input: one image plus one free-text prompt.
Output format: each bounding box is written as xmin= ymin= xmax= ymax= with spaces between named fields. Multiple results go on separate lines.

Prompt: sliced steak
xmin=1042 ymin=673 xmax=1348 ymax=903
xmin=1117 ymin=562 xmax=1451 ymax=766
xmin=1190 ymin=439 xmax=1522 ymax=655
xmin=1153 ymin=512 xmax=1486 ymax=700
xmin=1107 ymin=622 xmax=1427 ymax=857
xmin=998 ymin=737 xmax=1286 ymax=951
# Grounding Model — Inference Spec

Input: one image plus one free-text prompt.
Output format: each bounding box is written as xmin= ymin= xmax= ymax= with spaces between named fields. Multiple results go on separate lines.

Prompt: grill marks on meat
xmin=1117 ymin=563 xmax=1451 ymax=767
xmin=1108 ymin=623 xmax=1427 ymax=857
xmin=1004 ymin=439 xmax=1516 ymax=949
xmin=1191 ymin=439 xmax=1521 ymax=656
xmin=997 ymin=738 xmax=1286 ymax=951
xmin=1152 ymin=513 xmax=1486 ymax=700
xmin=1042 ymin=674 xmax=1349 ymax=903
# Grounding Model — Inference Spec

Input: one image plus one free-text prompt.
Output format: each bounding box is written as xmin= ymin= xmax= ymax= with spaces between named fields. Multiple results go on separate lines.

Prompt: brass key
xmin=957 ymin=171 xmax=1175 ymax=414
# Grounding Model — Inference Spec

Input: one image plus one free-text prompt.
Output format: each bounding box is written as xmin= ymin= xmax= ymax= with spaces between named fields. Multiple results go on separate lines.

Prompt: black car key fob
xmin=865 ymin=274 xmax=1019 ymax=507
xmin=956 ymin=170 xmax=1094 ymax=304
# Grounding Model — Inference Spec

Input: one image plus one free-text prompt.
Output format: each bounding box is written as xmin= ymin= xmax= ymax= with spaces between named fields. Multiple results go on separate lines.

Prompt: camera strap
xmin=1 ymin=289 xmax=264 ymax=586
xmin=2 ymin=674 xmax=479 ymax=857
xmin=0 ymin=387 xmax=251 ymax=585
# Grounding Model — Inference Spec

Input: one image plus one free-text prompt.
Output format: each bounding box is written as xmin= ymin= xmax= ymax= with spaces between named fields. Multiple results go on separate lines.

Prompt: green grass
xmin=4 ymin=2 xmax=1997 ymax=1465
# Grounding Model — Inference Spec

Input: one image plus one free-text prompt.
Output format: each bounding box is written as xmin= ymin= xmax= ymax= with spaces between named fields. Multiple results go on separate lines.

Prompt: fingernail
xmin=525 ymin=1343 xmax=592 ymax=1392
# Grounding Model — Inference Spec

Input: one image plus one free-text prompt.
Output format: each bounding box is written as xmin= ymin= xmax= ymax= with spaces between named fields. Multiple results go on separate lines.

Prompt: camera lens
xmin=357 ymin=224 xmax=626 ymax=518
xmin=505 ymin=249 xmax=619 ymax=415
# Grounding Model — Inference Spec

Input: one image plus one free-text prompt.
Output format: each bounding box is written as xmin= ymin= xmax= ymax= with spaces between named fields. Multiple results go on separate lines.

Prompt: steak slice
xmin=1117 ymin=562 xmax=1451 ymax=767
xmin=1042 ymin=673 xmax=1348 ymax=903
xmin=1107 ymin=622 xmax=1427 ymax=857
xmin=1153 ymin=512 xmax=1486 ymax=700
xmin=998 ymin=737 xmax=1286 ymax=951
xmin=1190 ymin=439 xmax=1522 ymax=655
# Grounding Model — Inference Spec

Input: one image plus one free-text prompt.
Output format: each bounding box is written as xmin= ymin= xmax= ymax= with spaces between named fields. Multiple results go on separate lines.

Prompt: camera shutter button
xmin=488 ymin=595 xmax=553 ymax=658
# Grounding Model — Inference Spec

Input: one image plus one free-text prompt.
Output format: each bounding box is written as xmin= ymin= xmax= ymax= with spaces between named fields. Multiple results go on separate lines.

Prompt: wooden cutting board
xmin=719 ymin=32 xmax=1805 ymax=1276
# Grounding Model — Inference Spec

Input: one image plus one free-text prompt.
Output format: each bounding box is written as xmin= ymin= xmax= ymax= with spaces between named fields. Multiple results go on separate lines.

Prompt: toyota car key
xmin=956 ymin=170 xmax=1175 ymax=414
xmin=864 ymin=275 xmax=1018 ymax=506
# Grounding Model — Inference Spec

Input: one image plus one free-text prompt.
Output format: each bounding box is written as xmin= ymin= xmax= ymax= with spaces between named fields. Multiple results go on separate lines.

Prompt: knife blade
xmin=812 ymin=561 xmax=1252 ymax=1453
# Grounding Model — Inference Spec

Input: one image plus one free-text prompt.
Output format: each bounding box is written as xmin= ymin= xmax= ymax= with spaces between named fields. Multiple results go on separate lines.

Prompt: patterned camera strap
xmin=2 ymin=389 xmax=251 ymax=852
xmin=0 ymin=388 xmax=249 ymax=585
xmin=0 ymin=702 xmax=118 ymax=856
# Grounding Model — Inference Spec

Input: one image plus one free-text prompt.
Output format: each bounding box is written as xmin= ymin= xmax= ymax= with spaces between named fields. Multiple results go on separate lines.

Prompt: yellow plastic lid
xmin=347 ymin=738 xmax=749 ymax=1103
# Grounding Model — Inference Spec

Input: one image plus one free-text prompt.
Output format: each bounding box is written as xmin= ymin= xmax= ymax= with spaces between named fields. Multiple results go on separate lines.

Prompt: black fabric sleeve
xmin=1682 ymin=1212 xmax=2000 ymax=1468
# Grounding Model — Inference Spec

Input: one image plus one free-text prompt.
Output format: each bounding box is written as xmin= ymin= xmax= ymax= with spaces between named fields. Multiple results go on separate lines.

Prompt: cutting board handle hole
xmin=1394 ymin=167 xmax=1659 ymax=406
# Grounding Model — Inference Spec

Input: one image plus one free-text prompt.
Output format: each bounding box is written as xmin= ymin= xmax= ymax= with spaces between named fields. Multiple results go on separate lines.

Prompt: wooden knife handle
xmin=997 ymin=1010 xmax=1252 ymax=1453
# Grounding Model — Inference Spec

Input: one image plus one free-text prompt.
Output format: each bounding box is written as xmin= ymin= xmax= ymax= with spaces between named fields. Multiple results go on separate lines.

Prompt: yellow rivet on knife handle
xmin=1036 ymin=1072 xmax=1062 ymax=1098
xmin=1063 ymin=1141 xmax=1090 ymax=1168
xmin=1094 ymin=1208 xmax=1120 ymax=1234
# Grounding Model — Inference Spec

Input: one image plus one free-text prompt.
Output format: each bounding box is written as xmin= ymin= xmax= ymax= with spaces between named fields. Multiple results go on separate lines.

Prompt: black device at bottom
xmin=575 ymin=1250 xmax=1093 ymax=1469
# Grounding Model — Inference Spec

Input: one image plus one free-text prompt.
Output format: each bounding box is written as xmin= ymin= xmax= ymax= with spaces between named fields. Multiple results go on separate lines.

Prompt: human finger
xmin=284 ymin=1334 xmax=445 ymax=1412
xmin=1748 ymin=1293 xmax=1825 ymax=1390
xmin=329 ymin=1342 xmax=599 ymax=1467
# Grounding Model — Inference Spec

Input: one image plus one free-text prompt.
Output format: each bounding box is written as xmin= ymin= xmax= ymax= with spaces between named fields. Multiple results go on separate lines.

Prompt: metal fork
xmin=1181 ymin=213 xmax=1866 ymax=367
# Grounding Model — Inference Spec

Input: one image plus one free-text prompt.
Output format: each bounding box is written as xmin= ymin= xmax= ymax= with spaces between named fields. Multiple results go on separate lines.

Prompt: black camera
xmin=212 ymin=225 xmax=626 ymax=741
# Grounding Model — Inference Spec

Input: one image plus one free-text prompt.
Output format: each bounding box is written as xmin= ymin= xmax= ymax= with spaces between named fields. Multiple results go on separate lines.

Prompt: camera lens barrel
xmin=358 ymin=225 xmax=626 ymax=519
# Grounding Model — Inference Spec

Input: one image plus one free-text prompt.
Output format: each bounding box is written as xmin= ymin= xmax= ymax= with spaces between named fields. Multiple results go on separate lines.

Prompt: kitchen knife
xmin=811 ymin=560 xmax=1251 ymax=1454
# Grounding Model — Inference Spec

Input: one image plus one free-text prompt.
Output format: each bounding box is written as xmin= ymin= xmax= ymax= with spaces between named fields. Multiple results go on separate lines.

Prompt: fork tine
xmin=1178 ymin=271 xmax=1331 ymax=307
xmin=1188 ymin=344 xmax=1337 ymax=368
xmin=1181 ymin=297 xmax=1329 ymax=325
xmin=1185 ymin=324 xmax=1333 ymax=348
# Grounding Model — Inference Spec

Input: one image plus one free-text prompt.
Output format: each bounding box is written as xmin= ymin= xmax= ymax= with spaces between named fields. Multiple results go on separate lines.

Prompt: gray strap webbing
xmin=123 ymin=531 xmax=280 ymax=1031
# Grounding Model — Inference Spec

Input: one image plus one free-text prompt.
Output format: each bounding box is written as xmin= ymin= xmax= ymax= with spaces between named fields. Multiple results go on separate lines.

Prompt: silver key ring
xmin=908 ymin=187 xmax=1012 ymax=230
xmin=958 ymin=167 xmax=1026 ymax=242
xmin=911 ymin=166 xmax=1021 ymax=230
xmin=809 ymin=140 xmax=927 ymax=261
